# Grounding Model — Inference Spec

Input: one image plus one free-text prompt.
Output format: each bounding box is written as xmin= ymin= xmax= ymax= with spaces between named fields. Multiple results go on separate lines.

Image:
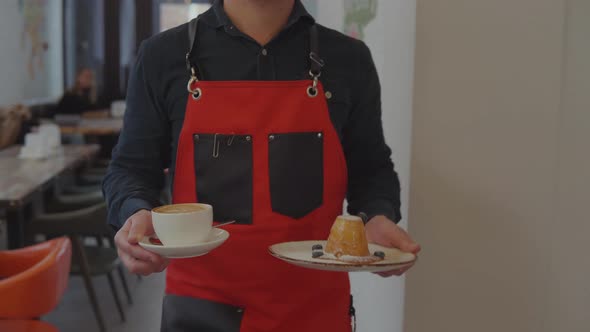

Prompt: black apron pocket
xmin=194 ymin=133 xmax=253 ymax=225
xmin=161 ymin=295 xmax=244 ymax=332
xmin=269 ymin=132 xmax=324 ymax=219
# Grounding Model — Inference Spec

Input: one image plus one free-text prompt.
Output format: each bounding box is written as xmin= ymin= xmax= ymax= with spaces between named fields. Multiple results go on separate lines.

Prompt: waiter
xmin=103 ymin=0 xmax=420 ymax=331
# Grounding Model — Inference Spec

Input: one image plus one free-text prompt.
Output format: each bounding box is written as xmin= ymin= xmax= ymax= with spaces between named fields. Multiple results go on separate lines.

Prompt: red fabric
xmin=169 ymin=80 xmax=350 ymax=331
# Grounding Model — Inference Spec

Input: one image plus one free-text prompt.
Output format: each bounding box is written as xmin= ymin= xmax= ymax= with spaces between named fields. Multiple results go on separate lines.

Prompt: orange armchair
xmin=0 ymin=237 xmax=71 ymax=321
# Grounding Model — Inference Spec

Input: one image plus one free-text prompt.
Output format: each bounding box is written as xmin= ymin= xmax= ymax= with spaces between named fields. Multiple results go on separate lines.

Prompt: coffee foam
xmin=153 ymin=204 xmax=206 ymax=214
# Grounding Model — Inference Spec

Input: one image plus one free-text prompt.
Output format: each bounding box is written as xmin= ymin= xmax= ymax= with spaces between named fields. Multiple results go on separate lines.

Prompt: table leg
xmin=6 ymin=208 xmax=25 ymax=249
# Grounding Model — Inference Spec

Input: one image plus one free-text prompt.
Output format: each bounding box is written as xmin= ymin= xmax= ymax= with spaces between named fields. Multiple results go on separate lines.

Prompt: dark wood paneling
xmin=103 ymin=0 xmax=121 ymax=102
xmin=135 ymin=0 xmax=154 ymax=50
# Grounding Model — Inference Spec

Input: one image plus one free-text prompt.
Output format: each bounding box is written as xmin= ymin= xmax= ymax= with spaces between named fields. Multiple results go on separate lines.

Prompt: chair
xmin=0 ymin=238 xmax=72 ymax=332
xmin=77 ymin=170 xmax=105 ymax=186
xmin=26 ymin=203 xmax=132 ymax=332
xmin=62 ymin=183 xmax=103 ymax=195
xmin=0 ymin=320 xmax=60 ymax=332
xmin=60 ymin=167 xmax=107 ymax=194
xmin=46 ymin=190 xmax=105 ymax=213
xmin=44 ymin=189 xmax=140 ymax=283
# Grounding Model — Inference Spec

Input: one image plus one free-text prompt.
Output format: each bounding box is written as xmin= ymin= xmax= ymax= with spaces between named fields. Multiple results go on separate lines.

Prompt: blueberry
xmin=312 ymin=251 xmax=324 ymax=258
xmin=312 ymin=244 xmax=323 ymax=251
xmin=373 ymin=251 xmax=385 ymax=259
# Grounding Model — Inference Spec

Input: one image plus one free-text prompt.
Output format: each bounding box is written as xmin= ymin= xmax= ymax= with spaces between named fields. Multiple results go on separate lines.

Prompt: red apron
xmin=167 ymin=20 xmax=351 ymax=332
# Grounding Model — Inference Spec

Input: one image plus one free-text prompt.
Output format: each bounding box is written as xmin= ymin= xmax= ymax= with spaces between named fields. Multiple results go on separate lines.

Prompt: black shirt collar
xmin=200 ymin=0 xmax=315 ymax=29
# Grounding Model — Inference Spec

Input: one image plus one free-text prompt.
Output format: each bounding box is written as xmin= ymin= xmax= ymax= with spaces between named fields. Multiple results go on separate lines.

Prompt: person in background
xmin=54 ymin=68 xmax=98 ymax=116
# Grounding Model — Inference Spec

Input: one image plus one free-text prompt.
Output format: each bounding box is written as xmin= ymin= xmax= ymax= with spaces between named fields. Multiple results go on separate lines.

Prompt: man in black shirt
xmin=54 ymin=68 xmax=97 ymax=115
xmin=103 ymin=0 xmax=420 ymax=330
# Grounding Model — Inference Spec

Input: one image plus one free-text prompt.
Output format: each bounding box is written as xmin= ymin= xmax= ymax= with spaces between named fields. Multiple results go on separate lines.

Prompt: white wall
xmin=0 ymin=0 xmax=26 ymax=105
xmin=548 ymin=0 xmax=590 ymax=330
xmin=406 ymin=0 xmax=590 ymax=331
xmin=317 ymin=1 xmax=416 ymax=332
xmin=0 ymin=0 xmax=63 ymax=106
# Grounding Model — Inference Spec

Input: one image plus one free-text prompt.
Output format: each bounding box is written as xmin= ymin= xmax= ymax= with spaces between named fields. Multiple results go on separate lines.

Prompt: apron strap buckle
xmin=187 ymin=68 xmax=202 ymax=100
xmin=307 ymin=70 xmax=321 ymax=98
xmin=309 ymin=52 xmax=324 ymax=75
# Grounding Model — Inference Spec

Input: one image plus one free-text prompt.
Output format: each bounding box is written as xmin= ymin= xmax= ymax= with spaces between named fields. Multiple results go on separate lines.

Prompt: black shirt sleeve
xmin=54 ymin=92 xmax=92 ymax=115
xmin=102 ymin=40 xmax=171 ymax=229
xmin=342 ymin=41 xmax=402 ymax=223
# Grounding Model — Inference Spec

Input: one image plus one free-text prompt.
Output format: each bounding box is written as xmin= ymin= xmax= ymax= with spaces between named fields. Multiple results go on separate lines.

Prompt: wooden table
xmin=59 ymin=118 xmax=123 ymax=136
xmin=0 ymin=144 xmax=100 ymax=248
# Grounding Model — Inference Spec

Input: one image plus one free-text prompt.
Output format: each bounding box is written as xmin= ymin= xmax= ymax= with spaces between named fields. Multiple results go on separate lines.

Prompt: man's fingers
xmin=119 ymin=251 xmax=157 ymax=276
xmin=390 ymin=226 xmax=421 ymax=254
xmin=377 ymin=270 xmax=402 ymax=277
xmin=113 ymin=219 xmax=131 ymax=246
xmin=128 ymin=216 xmax=155 ymax=245
xmin=376 ymin=264 xmax=413 ymax=278
xmin=113 ymin=211 xmax=168 ymax=277
xmin=155 ymin=260 xmax=169 ymax=273
xmin=399 ymin=241 xmax=421 ymax=255
xmin=119 ymin=218 xmax=132 ymax=232
xmin=121 ymin=240 xmax=166 ymax=264
xmin=118 ymin=248 xmax=169 ymax=275
xmin=115 ymin=229 xmax=167 ymax=265
xmin=116 ymin=228 xmax=168 ymax=270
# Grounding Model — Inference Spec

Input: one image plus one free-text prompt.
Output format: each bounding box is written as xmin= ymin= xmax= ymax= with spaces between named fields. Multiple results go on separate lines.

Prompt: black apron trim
xmin=161 ymin=295 xmax=245 ymax=332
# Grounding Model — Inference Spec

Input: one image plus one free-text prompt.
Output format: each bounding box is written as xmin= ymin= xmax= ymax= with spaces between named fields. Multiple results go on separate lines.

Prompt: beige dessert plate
xmin=139 ymin=228 xmax=229 ymax=259
xmin=269 ymin=240 xmax=417 ymax=273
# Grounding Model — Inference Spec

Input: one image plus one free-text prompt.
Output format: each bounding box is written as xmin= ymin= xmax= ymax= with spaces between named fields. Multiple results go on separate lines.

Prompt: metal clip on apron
xmin=164 ymin=17 xmax=353 ymax=332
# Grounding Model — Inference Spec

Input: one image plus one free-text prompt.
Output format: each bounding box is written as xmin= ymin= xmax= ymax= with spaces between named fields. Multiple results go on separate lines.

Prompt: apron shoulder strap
xmin=187 ymin=19 xmax=323 ymax=80
xmin=308 ymin=24 xmax=324 ymax=77
xmin=188 ymin=17 xmax=199 ymax=56
xmin=186 ymin=17 xmax=201 ymax=77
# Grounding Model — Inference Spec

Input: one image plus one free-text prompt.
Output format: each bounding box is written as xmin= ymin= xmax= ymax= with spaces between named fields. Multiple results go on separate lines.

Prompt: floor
xmin=44 ymin=270 xmax=166 ymax=332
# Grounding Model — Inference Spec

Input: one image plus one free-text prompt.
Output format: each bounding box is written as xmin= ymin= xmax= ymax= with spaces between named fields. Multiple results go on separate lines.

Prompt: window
xmin=4 ymin=0 xmax=65 ymax=105
xmin=153 ymin=0 xmax=212 ymax=33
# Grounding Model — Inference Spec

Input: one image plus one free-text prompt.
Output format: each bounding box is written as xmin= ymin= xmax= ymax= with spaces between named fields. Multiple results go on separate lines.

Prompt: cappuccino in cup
xmin=152 ymin=203 xmax=213 ymax=246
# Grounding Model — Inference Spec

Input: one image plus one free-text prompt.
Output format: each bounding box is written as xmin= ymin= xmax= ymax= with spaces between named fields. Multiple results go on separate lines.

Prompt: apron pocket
xmin=161 ymin=295 xmax=244 ymax=332
xmin=269 ymin=132 xmax=324 ymax=219
xmin=194 ymin=133 xmax=253 ymax=224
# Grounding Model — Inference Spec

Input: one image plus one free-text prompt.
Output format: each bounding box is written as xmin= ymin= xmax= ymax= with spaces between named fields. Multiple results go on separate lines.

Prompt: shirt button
xmin=261 ymin=48 xmax=268 ymax=56
xmin=325 ymin=91 xmax=333 ymax=99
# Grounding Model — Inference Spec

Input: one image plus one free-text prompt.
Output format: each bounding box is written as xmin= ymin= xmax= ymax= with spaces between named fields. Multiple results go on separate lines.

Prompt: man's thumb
xmin=399 ymin=240 xmax=421 ymax=255
xmin=127 ymin=218 xmax=153 ymax=244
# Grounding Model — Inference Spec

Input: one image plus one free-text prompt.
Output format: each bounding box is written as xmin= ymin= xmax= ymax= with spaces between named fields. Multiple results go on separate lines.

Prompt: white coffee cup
xmin=151 ymin=203 xmax=213 ymax=246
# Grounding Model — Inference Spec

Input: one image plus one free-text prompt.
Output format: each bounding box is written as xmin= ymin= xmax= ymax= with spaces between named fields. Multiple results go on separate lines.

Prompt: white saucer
xmin=269 ymin=240 xmax=416 ymax=273
xmin=139 ymin=228 xmax=229 ymax=259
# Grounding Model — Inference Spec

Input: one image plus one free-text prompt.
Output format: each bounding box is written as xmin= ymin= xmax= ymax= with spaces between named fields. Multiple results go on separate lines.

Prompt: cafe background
xmin=1 ymin=0 xmax=588 ymax=332
xmin=0 ymin=1 xmax=413 ymax=331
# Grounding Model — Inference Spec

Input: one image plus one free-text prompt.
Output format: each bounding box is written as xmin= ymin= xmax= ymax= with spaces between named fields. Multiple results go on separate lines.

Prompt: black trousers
xmin=161 ymin=295 xmax=244 ymax=332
